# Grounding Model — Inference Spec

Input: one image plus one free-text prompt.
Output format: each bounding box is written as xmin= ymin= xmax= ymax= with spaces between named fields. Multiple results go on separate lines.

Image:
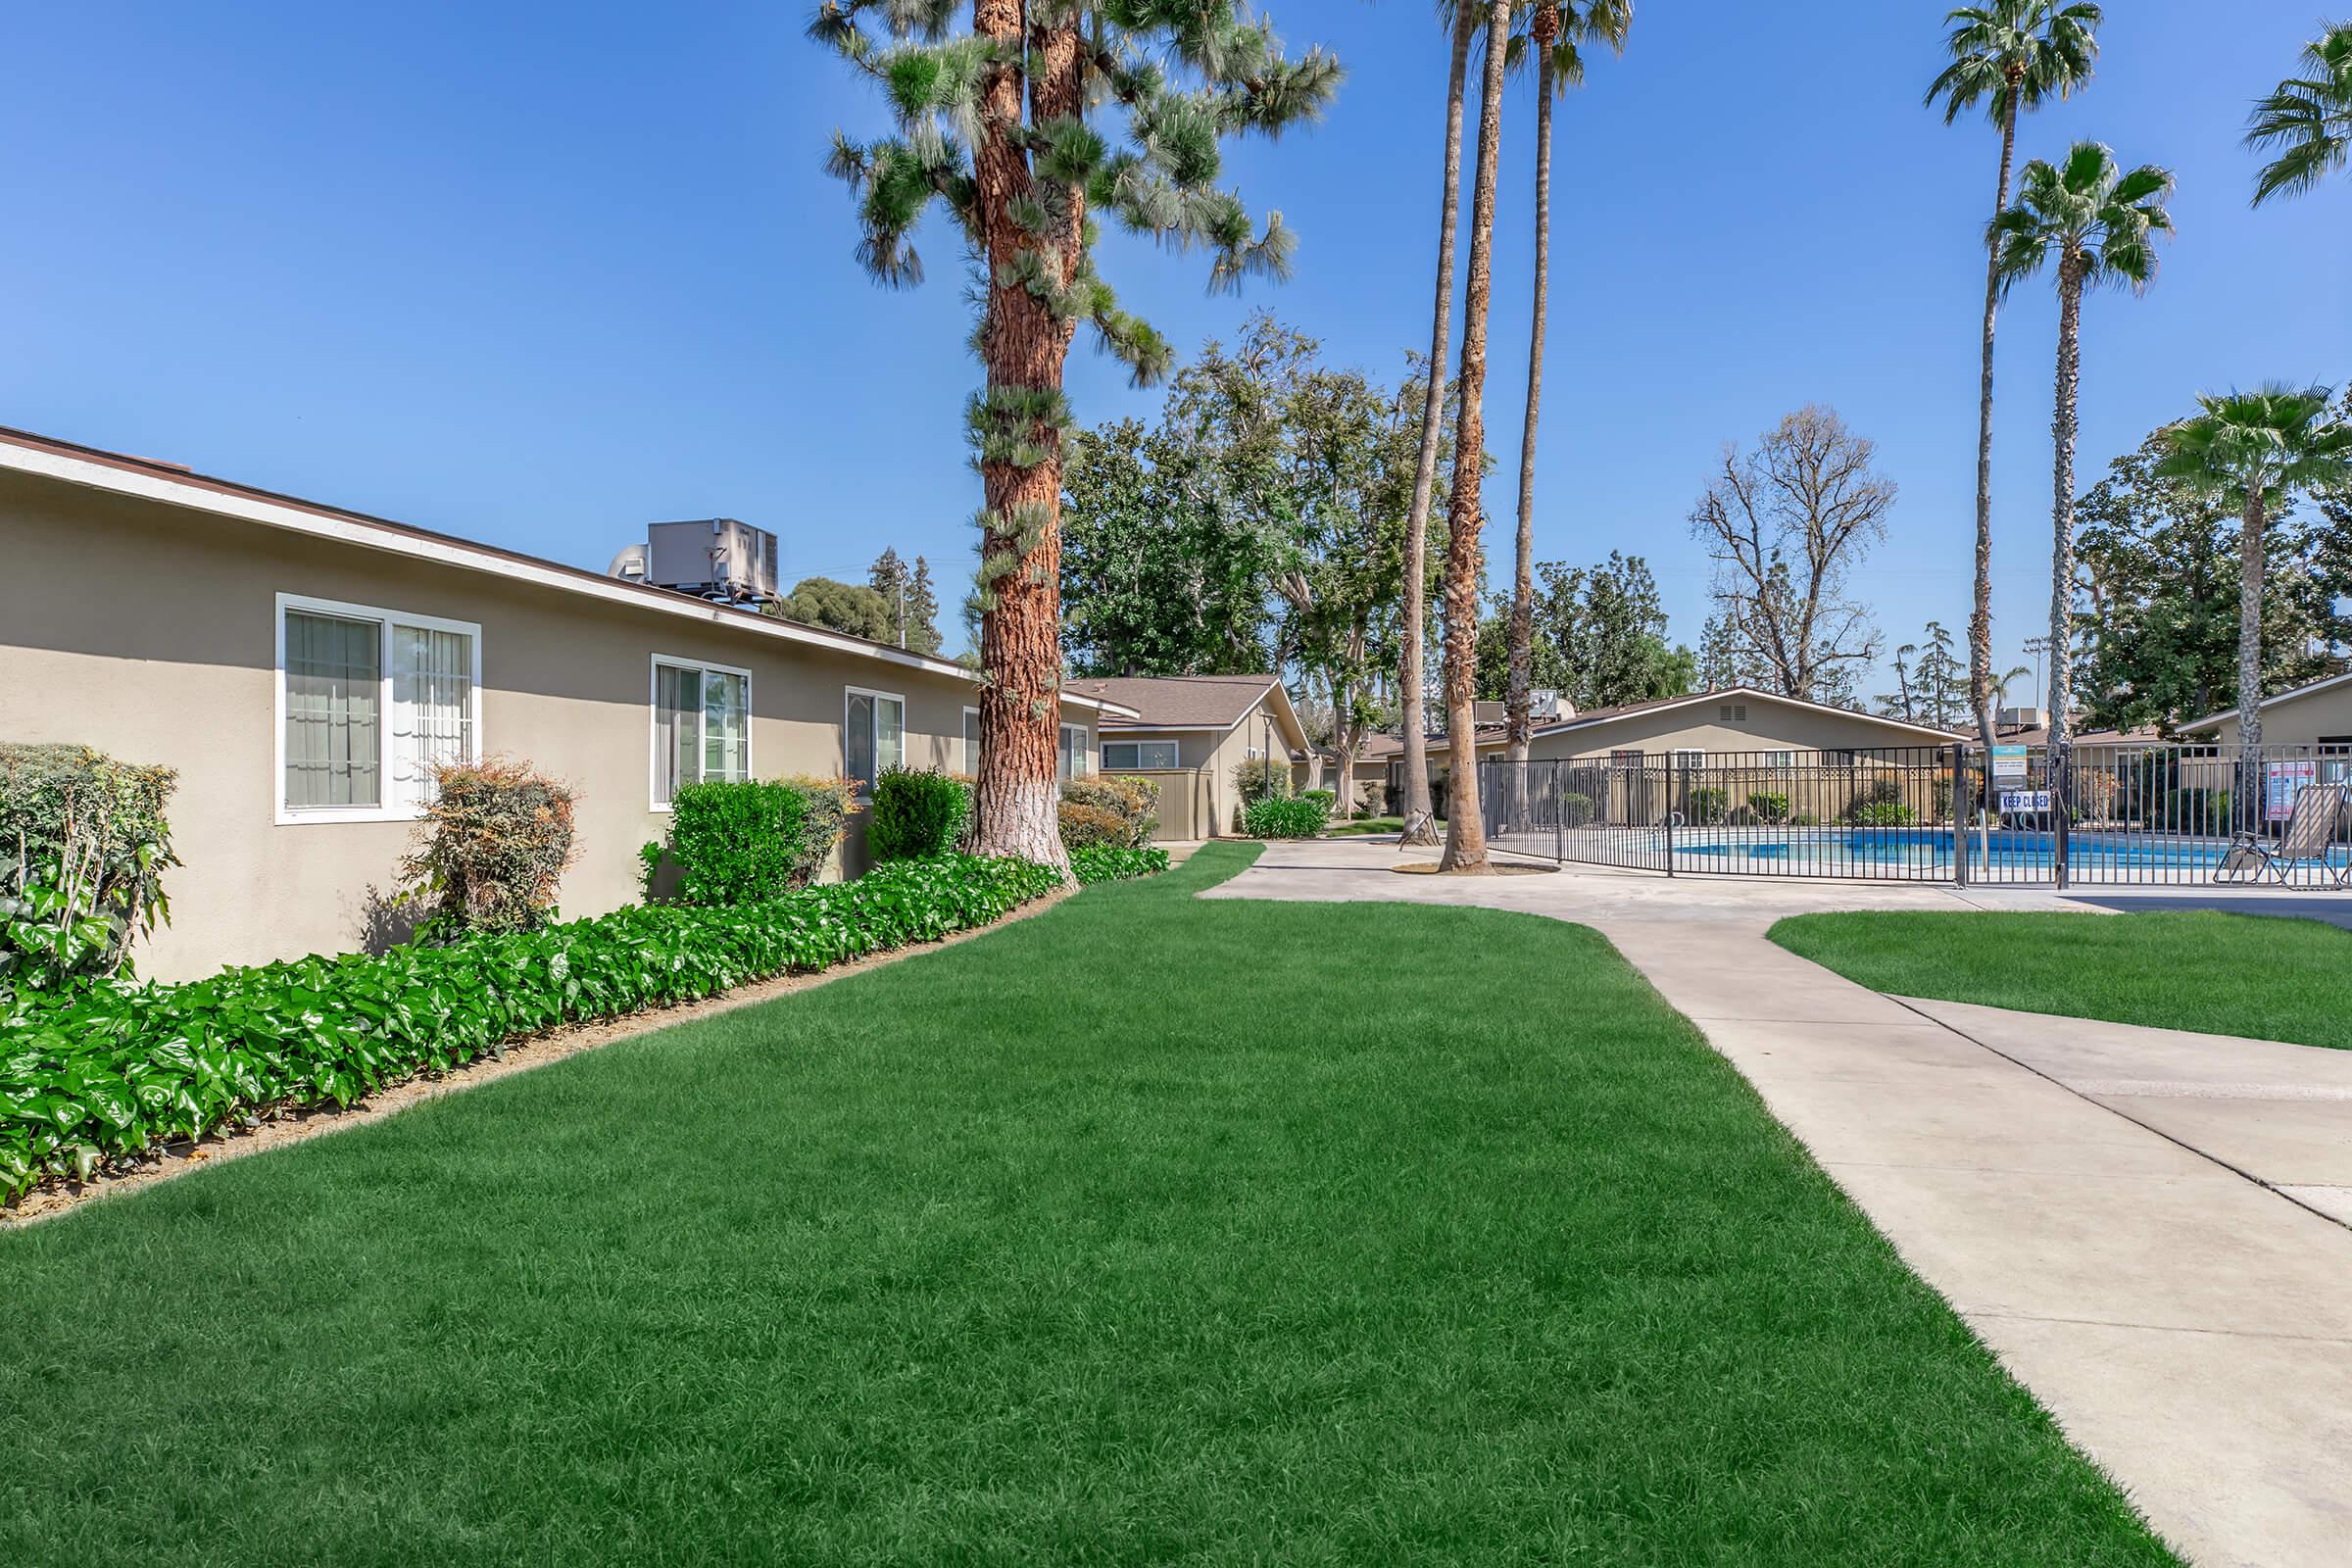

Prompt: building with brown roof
xmin=1063 ymin=674 xmax=1309 ymax=839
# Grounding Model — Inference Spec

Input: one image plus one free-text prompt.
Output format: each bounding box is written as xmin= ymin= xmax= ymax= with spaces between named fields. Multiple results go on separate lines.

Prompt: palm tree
xmin=1926 ymin=2 xmax=2101 ymax=784
xmin=1990 ymin=662 xmax=2034 ymax=709
xmin=2247 ymin=22 xmax=2352 ymax=206
xmin=1991 ymin=142 xmax=2174 ymax=752
xmin=2159 ymin=387 xmax=2352 ymax=820
xmin=1436 ymin=0 xmax=1514 ymax=872
xmin=1397 ymin=5 xmax=1480 ymax=850
xmin=1503 ymin=1 xmax=1631 ymax=803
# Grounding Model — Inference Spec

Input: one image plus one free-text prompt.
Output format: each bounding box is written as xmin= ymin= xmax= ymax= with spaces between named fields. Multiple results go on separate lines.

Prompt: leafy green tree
xmin=770 ymin=575 xmax=896 ymax=642
xmin=812 ymin=0 xmax=1338 ymax=864
xmin=1477 ymin=553 xmax=1692 ymax=710
xmin=2076 ymin=427 xmax=2348 ymax=734
xmin=2157 ymin=387 xmax=2352 ymax=780
xmin=867 ymin=547 xmax=912 ymax=648
xmin=1991 ymin=141 xmax=2174 ymax=747
xmin=2247 ymin=23 xmax=2352 ymax=206
xmin=1503 ymin=1 xmax=1632 ymax=779
xmin=1927 ymin=1 xmax=2102 ymax=757
xmin=905 ymin=556 xmax=944 ymax=657
xmin=1878 ymin=621 xmax=1968 ymax=729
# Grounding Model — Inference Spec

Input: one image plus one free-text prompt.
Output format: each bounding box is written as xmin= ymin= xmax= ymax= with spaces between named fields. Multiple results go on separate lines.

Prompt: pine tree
xmin=906 ymin=556 xmax=944 ymax=657
xmin=812 ymin=0 xmax=1340 ymax=865
xmin=868 ymin=547 xmax=912 ymax=647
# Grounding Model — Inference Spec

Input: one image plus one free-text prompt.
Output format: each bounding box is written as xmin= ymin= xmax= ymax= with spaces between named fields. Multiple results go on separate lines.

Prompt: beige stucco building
xmin=0 ymin=427 xmax=1127 ymax=980
xmin=1062 ymin=675 xmax=1309 ymax=840
xmin=2186 ymin=672 xmax=2352 ymax=753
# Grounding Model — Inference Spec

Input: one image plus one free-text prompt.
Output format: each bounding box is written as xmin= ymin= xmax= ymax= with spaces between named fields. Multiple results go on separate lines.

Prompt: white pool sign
xmin=1990 ymin=745 xmax=2030 ymax=782
xmin=1999 ymin=789 xmax=2051 ymax=813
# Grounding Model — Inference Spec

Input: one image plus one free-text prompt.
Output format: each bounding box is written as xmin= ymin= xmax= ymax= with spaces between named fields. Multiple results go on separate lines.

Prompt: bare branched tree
xmin=1689 ymin=406 xmax=1894 ymax=705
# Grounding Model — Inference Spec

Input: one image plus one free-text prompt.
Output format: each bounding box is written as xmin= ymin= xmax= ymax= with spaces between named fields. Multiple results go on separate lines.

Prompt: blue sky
xmin=3 ymin=2 xmax=2345 ymax=699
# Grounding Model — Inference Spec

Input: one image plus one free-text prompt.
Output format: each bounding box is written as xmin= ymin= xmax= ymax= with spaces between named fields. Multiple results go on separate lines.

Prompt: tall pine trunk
xmin=1439 ymin=0 xmax=1512 ymax=874
xmin=1970 ymin=85 xmax=2021 ymax=814
xmin=2044 ymin=255 xmax=2083 ymax=754
xmin=1505 ymin=11 xmax=1560 ymax=818
xmin=970 ymin=0 xmax=1080 ymax=868
xmin=2237 ymin=489 xmax=2268 ymax=826
xmin=1398 ymin=11 xmax=1476 ymax=849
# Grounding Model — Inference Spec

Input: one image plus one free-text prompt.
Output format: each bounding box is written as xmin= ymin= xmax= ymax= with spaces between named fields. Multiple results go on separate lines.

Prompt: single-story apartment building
xmin=1062 ymin=674 xmax=1309 ymax=840
xmin=2184 ymin=671 xmax=2352 ymax=753
xmin=0 ymin=425 xmax=1131 ymax=980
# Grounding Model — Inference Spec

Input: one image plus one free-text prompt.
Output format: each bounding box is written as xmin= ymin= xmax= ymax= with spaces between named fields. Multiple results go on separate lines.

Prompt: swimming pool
xmin=1616 ymin=827 xmax=2352 ymax=885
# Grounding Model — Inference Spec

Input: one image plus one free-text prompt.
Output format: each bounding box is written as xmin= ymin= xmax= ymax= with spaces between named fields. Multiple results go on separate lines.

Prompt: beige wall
xmin=1100 ymin=698 xmax=1292 ymax=838
xmin=2203 ymin=684 xmax=2352 ymax=750
xmin=0 ymin=469 xmax=1093 ymax=979
xmin=1526 ymin=700 xmax=1952 ymax=762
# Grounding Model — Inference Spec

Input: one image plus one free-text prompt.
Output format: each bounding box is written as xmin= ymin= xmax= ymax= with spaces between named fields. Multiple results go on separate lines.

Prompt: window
xmin=963 ymin=707 xmax=981 ymax=774
xmin=1059 ymin=723 xmax=1090 ymax=781
xmin=277 ymin=594 xmax=478 ymax=822
xmin=1763 ymin=750 xmax=1795 ymax=768
xmin=1102 ymin=740 xmax=1180 ymax=770
xmin=1671 ymin=749 xmax=1706 ymax=767
xmin=1609 ymin=749 xmax=1644 ymax=766
xmin=652 ymin=656 xmax=751 ymax=808
xmin=1718 ymin=704 xmax=1747 ymax=722
xmin=845 ymin=686 xmax=905 ymax=790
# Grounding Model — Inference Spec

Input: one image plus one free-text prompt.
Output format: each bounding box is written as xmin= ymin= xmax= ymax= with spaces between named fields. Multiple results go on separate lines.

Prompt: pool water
xmin=1663 ymin=827 xmax=2351 ymax=880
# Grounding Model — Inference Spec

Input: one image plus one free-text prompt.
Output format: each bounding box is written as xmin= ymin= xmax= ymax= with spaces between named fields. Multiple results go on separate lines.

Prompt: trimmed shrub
xmin=1300 ymin=788 xmax=1336 ymax=821
xmin=1069 ymin=845 xmax=1169 ymax=883
xmin=397 ymin=758 xmax=576 ymax=940
xmin=0 ymin=854 xmax=1062 ymax=1199
xmin=868 ymin=768 xmax=971 ymax=861
xmin=786 ymin=775 xmax=855 ymax=886
xmin=1562 ymin=791 xmax=1595 ymax=828
xmin=1232 ymin=758 xmax=1289 ymax=805
xmin=1060 ymin=775 xmax=1157 ymax=849
xmin=1 ymin=744 xmax=180 ymax=994
xmin=656 ymin=780 xmax=809 ymax=906
xmin=1243 ymin=796 xmax=1327 ymax=839
xmin=1687 ymin=787 xmax=1729 ymax=825
xmin=1847 ymin=801 xmax=1918 ymax=827
xmin=1746 ymin=791 xmax=1791 ymax=823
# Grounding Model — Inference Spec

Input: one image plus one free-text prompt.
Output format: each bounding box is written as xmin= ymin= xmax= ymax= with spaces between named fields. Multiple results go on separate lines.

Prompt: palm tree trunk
xmin=1439 ymin=0 xmax=1512 ymax=874
xmin=1398 ymin=11 xmax=1476 ymax=850
xmin=2045 ymin=260 xmax=2083 ymax=754
xmin=1970 ymin=89 xmax=2021 ymax=818
xmin=2237 ymin=490 xmax=2267 ymax=827
xmin=1504 ymin=21 xmax=1558 ymax=823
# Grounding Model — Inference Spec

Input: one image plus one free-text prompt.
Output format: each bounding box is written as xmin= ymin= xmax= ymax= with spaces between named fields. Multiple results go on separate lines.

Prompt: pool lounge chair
xmin=2214 ymin=781 xmax=2350 ymax=888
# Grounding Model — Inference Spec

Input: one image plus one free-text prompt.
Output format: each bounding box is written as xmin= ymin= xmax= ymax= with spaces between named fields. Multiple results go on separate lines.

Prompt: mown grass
xmin=1771 ymin=908 xmax=2352 ymax=1051
xmin=1323 ymin=813 xmax=1446 ymax=837
xmin=1 ymin=846 xmax=2173 ymax=1564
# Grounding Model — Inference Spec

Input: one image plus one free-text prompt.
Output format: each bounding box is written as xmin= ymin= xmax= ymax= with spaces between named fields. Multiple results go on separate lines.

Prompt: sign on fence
xmin=1991 ymin=745 xmax=2029 ymax=783
xmin=2266 ymin=760 xmax=2317 ymax=822
xmin=1999 ymin=789 xmax=2052 ymax=814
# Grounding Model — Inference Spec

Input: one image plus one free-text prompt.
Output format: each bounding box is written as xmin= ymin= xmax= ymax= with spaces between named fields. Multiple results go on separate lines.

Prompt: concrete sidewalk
xmin=1207 ymin=840 xmax=2352 ymax=1567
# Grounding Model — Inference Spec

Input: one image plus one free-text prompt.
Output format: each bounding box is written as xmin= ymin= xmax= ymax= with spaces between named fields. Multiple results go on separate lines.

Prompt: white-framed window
xmin=1058 ymin=722 xmax=1090 ymax=781
xmin=845 ymin=685 xmax=906 ymax=790
xmin=1763 ymin=750 xmax=1795 ymax=768
xmin=1102 ymin=740 xmax=1180 ymax=770
xmin=275 ymin=593 xmax=480 ymax=824
xmin=962 ymin=707 xmax=980 ymax=774
xmin=651 ymin=655 xmax=752 ymax=809
xmin=1672 ymin=749 xmax=1706 ymax=767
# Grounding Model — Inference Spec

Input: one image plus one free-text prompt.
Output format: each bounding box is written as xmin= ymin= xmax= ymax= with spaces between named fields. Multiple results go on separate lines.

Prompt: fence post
xmin=2052 ymin=743 xmax=2072 ymax=891
xmin=1553 ymin=760 xmax=1564 ymax=864
xmin=1662 ymin=761 xmax=1676 ymax=876
xmin=1951 ymin=743 xmax=1969 ymax=887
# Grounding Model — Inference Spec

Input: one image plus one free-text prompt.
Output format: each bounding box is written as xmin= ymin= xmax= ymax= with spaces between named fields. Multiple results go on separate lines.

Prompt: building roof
xmin=1068 ymin=674 xmax=1281 ymax=730
xmin=2181 ymin=669 xmax=2352 ymax=734
xmin=0 ymin=422 xmax=1138 ymax=716
xmin=1529 ymin=686 xmax=1967 ymax=745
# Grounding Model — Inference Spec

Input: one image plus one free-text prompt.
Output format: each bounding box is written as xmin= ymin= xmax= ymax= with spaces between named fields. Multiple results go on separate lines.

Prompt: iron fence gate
xmin=1475 ymin=742 xmax=2352 ymax=888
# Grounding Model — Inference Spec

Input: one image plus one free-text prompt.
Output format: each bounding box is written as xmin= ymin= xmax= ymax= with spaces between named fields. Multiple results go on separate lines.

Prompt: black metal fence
xmin=1475 ymin=742 xmax=2352 ymax=888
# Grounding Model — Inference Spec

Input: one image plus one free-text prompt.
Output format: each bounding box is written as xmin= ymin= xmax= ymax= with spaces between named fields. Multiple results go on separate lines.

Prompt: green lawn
xmin=1771 ymin=909 xmax=2352 ymax=1052
xmin=1 ymin=846 xmax=2173 ymax=1564
xmin=1324 ymin=813 xmax=1446 ymax=836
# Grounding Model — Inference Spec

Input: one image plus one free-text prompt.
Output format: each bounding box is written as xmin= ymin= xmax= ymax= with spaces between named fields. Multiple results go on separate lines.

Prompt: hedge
xmin=1069 ymin=846 xmax=1169 ymax=883
xmin=1243 ymin=796 xmax=1328 ymax=839
xmin=1060 ymin=775 xmax=1158 ymax=849
xmin=0 ymin=855 xmax=1060 ymax=1200
xmin=1 ymin=743 xmax=180 ymax=992
xmin=869 ymin=768 xmax=971 ymax=861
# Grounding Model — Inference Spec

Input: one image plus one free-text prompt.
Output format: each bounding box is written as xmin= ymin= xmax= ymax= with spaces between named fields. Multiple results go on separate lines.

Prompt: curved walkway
xmin=1207 ymin=839 xmax=2352 ymax=1568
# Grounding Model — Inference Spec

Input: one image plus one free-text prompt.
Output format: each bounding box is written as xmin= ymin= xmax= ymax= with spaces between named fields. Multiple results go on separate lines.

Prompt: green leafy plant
xmin=1299 ymin=788 xmax=1336 ymax=821
xmin=1243 ymin=797 xmax=1327 ymax=839
xmin=1 ymin=744 xmax=178 ymax=994
xmin=1060 ymin=776 xmax=1158 ymax=850
xmin=1069 ymin=846 xmax=1169 ymax=883
xmin=1746 ymin=791 xmax=1791 ymax=823
xmin=784 ymin=775 xmax=855 ymax=886
xmin=868 ymin=768 xmax=971 ymax=862
xmin=1686 ymin=787 xmax=1729 ymax=825
xmin=1561 ymin=791 xmax=1595 ymax=828
xmin=0 ymin=855 xmax=1063 ymax=1200
xmin=657 ymin=780 xmax=808 ymax=906
xmin=1232 ymin=759 xmax=1290 ymax=806
xmin=1847 ymin=802 xmax=1919 ymax=828
xmin=397 ymin=759 xmax=577 ymax=940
